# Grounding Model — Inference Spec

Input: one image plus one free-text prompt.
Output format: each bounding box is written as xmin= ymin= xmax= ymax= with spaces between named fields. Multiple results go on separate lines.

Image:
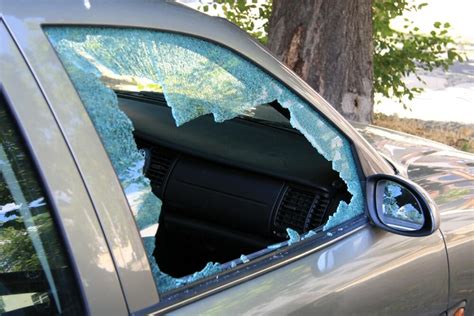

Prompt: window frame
xmin=40 ymin=24 xmax=374 ymax=313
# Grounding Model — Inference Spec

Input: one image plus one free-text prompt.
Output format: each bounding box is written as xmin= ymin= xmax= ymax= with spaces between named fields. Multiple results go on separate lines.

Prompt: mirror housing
xmin=366 ymin=174 xmax=440 ymax=237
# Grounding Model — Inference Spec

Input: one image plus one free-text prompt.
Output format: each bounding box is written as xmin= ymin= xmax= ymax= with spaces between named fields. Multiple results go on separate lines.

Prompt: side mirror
xmin=366 ymin=175 xmax=440 ymax=236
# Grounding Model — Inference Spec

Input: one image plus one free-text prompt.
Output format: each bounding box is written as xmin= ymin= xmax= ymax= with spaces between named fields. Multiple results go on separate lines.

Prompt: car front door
xmin=170 ymin=226 xmax=448 ymax=315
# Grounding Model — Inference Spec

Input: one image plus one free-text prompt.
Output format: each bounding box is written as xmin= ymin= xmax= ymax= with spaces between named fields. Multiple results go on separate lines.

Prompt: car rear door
xmin=0 ymin=20 xmax=129 ymax=315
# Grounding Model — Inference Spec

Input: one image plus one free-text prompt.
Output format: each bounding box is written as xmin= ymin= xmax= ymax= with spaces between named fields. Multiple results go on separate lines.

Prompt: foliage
xmin=1 ymin=106 xmax=67 ymax=274
xmin=0 ymin=212 xmax=66 ymax=272
xmin=197 ymin=0 xmax=463 ymax=106
xmin=199 ymin=0 xmax=272 ymax=44
xmin=373 ymin=0 xmax=463 ymax=105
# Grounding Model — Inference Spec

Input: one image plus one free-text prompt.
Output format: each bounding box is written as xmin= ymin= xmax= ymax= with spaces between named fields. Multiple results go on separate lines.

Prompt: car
xmin=0 ymin=1 xmax=472 ymax=315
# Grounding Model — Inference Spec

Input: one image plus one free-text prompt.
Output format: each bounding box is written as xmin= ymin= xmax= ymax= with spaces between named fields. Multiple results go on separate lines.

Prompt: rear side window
xmin=0 ymin=94 xmax=83 ymax=315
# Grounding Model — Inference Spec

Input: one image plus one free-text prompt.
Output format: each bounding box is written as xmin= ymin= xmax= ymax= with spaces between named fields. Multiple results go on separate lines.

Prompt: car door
xmin=169 ymin=228 xmax=448 ymax=315
xmin=2 ymin=2 xmax=450 ymax=315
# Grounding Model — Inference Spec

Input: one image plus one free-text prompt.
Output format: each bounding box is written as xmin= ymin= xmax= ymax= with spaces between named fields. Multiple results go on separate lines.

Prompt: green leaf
xmin=417 ymin=2 xmax=428 ymax=10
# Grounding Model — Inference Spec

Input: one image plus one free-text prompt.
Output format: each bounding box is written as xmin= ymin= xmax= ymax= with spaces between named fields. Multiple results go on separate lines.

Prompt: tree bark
xmin=268 ymin=0 xmax=374 ymax=123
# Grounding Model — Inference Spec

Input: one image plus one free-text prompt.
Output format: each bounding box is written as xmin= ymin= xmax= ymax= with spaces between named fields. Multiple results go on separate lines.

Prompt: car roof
xmin=1 ymin=0 xmax=278 ymax=75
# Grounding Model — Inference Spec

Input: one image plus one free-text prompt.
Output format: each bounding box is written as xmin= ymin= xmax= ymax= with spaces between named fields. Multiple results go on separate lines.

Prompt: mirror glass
xmin=377 ymin=180 xmax=425 ymax=231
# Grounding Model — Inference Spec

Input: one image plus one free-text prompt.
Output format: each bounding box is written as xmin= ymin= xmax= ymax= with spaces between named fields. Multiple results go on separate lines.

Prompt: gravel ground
xmin=374 ymin=113 xmax=474 ymax=153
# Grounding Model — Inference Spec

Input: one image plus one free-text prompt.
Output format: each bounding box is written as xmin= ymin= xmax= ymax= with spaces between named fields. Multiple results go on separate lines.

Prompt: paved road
xmin=375 ymin=55 xmax=474 ymax=124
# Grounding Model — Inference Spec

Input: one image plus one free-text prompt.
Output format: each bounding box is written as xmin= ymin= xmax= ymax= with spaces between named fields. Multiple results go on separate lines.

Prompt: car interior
xmin=116 ymin=91 xmax=351 ymax=278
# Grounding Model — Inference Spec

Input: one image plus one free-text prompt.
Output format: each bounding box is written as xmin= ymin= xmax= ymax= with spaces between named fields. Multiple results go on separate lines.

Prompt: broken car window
xmin=45 ymin=27 xmax=365 ymax=293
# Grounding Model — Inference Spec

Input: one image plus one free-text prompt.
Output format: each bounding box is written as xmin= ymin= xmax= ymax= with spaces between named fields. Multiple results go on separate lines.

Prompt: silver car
xmin=0 ymin=1 xmax=472 ymax=315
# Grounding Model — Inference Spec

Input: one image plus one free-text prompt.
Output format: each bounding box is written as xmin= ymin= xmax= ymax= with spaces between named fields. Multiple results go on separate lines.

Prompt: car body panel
xmin=0 ymin=22 xmax=128 ymax=315
xmin=169 ymin=226 xmax=448 ymax=316
xmin=356 ymin=123 xmax=474 ymax=312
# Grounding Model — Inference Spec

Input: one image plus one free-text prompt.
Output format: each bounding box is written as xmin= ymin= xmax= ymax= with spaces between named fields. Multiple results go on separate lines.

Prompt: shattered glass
xmin=286 ymin=228 xmax=301 ymax=245
xmin=45 ymin=27 xmax=365 ymax=292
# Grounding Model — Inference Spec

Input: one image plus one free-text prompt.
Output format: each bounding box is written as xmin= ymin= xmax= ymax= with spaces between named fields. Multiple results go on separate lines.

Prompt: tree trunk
xmin=268 ymin=0 xmax=374 ymax=123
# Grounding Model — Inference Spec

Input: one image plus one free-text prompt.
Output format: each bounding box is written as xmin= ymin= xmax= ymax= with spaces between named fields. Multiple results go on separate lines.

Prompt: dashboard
xmin=118 ymin=94 xmax=350 ymax=276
